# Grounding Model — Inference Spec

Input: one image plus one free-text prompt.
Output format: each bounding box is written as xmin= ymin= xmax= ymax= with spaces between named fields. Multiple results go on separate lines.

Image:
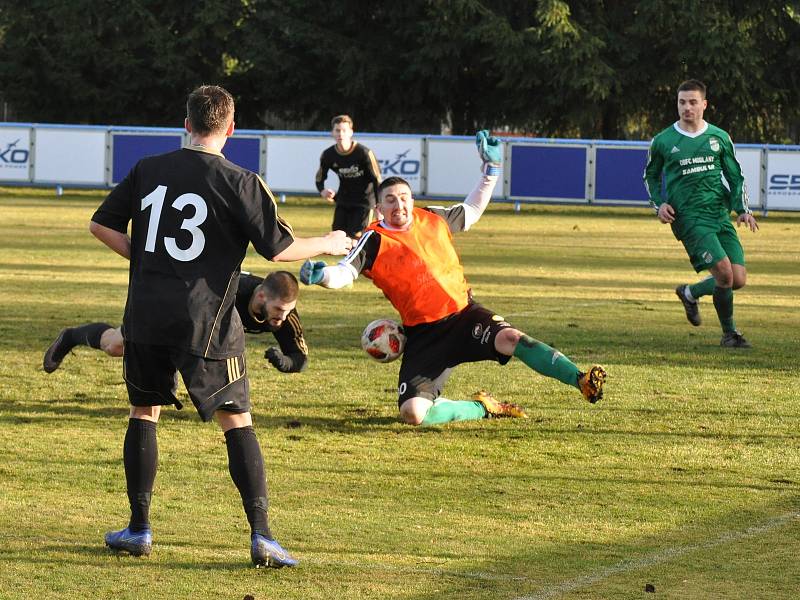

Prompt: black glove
xmin=265 ymin=347 xmax=293 ymax=372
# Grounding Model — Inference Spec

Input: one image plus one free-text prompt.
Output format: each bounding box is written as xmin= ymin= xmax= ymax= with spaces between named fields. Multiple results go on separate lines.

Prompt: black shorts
xmin=397 ymin=302 xmax=513 ymax=406
xmin=123 ymin=341 xmax=250 ymax=422
xmin=332 ymin=203 xmax=373 ymax=238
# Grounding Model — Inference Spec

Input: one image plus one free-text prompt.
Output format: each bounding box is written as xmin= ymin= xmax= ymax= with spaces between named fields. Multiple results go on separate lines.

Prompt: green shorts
xmin=680 ymin=219 xmax=745 ymax=272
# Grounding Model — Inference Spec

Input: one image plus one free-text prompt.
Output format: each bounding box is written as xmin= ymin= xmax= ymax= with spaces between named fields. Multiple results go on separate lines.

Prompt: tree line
xmin=1 ymin=0 xmax=798 ymax=143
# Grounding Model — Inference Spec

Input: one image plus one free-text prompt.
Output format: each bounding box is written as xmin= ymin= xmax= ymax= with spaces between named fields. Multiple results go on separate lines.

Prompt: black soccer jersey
xmin=315 ymin=142 xmax=382 ymax=207
xmin=340 ymin=205 xmax=467 ymax=274
xmin=92 ymin=146 xmax=295 ymax=359
xmin=236 ymin=272 xmax=308 ymax=359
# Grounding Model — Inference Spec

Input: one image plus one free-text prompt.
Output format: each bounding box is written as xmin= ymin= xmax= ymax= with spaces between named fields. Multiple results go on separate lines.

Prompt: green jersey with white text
xmin=643 ymin=122 xmax=750 ymax=239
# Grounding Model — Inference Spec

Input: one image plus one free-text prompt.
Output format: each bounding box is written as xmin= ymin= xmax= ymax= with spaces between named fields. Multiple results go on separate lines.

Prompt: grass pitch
xmin=0 ymin=188 xmax=798 ymax=599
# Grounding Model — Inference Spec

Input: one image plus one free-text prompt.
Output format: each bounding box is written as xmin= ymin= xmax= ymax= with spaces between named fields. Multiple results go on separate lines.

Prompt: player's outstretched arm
xmin=457 ymin=130 xmax=501 ymax=231
xmin=89 ymin=221 xmax=131 ymax=259
xmin=299 ymin=259 xmax=355 ymax=289
xmin=273 ymin=230 xmax=352 ymax=262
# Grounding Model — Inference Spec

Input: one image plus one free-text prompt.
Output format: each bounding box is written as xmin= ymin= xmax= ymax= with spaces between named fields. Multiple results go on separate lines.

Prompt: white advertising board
xmin=0 ymin=127 xmax=31 ymax=181
xmin=765 ymin=151 xmax=800 ymax=211
xmin=265 ymin=135 xmax=332 ymax=194
xmin=427 ymin=138 xmax=503 ymax=198
xmin=735 ymin=148 xmax=762 ymax=209
xmin=34 ymin=128 xmax=107 ymax=185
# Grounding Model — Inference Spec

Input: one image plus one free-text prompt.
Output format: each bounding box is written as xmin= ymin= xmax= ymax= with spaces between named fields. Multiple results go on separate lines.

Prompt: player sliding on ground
xmin=301 ymin=130 xmax=606 ymax=426
xmin=43 ymin=271 xmax=309 ymax=375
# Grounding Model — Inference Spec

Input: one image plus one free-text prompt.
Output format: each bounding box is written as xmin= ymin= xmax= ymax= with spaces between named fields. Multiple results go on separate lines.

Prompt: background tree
xmin=0 ymin=0 xmax=245 ymax=125
xmin=1 ymin=0 xmax=798 ymax=142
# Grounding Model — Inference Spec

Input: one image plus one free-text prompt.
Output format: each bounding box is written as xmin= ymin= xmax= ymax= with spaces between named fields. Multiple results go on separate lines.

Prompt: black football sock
xmin=71 ymin=322 xmax=114 ymax=349
xmin=225 ymin=426 xmax=271 ymax=538
xmin=124 ymin=418 xmax=158 ymax=532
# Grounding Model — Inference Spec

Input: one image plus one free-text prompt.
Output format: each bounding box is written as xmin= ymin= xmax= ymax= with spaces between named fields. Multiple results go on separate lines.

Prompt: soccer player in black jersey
xmin=43 ymin=271 xmax=308 ymax=374
xmin=89 ymin=85 xmax=350 ymax=567
xmin=315 ymin=114 xmax=382 ymax=238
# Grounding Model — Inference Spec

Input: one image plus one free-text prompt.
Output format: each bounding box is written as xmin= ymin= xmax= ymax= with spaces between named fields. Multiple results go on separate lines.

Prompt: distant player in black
xmin=315 ymin=114 xmax=382 ymax=238
xmin=43 ymin=271 xmax=308 ymax=374
xmin=88 ymin=85 xmax=350 ymax=567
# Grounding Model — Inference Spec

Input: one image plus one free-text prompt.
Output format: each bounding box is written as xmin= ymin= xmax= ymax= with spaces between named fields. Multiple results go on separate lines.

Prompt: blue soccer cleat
xmin=250 ymin=534 xmax=298 ymax=568
xmin=104 ymin=526 xmax=152 ymax=556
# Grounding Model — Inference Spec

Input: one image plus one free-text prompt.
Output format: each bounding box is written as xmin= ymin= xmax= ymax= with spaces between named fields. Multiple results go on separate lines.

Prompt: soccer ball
xmin=361 ymin=318 xmax=406 ymax=363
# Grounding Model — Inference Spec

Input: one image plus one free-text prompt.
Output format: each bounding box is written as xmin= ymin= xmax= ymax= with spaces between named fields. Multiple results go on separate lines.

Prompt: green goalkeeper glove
xmin=476 ymin=130 xmax=501 ymax=175
xmin=300 ymin=259 xmax=326 ymax=285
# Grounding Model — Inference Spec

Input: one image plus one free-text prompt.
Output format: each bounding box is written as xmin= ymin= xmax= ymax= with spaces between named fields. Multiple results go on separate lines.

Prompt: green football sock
xmin=689 ymin=275 xmax=716 ymax=300
xmin=712 ymin=286 xmax=736 ymax=333
xmin=420 ymin=398 xmax=486 ymax=425
xmin=513 ymin=335 xmax=580 ymax=389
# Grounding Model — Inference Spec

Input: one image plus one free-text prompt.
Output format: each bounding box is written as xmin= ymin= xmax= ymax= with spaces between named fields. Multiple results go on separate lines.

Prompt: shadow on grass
xmin=7 ymin=543 xmax=259 ymax=572
xmin=1 ymin=397 xmax=194 ymax=423
xmin=5 ymin=397 xmax=799 ymax=446
xmin=396 ymin=500 xmax=800 ymax=600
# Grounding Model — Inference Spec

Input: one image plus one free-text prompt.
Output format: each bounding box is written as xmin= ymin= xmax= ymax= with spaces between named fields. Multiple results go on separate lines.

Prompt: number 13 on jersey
xmin=141 ymin=185 xmax=207 ymax=261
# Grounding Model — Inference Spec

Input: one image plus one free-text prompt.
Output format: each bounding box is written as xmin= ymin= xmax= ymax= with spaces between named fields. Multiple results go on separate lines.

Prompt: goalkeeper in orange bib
xmin=301 ymin=131 xmax=606 ymax=426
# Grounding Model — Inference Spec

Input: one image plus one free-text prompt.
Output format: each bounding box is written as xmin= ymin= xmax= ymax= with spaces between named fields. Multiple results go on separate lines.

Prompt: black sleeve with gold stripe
xmin=270 ymin=308 xmax=308 ymax=372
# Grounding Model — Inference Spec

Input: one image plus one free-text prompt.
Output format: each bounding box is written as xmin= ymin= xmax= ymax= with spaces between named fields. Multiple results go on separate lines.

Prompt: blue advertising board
xmin=594 ymin=147 xmax=650 ymax=204
xmin=509 ymin=145 xmax=587 ymax=201
xmin=111 ymin=133 xmax=183 ymax=183
xmin=224 ymin=136 xmax=261 ymax=174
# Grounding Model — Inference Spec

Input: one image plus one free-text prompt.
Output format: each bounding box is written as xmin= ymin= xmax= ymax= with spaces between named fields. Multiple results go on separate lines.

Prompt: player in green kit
xmin=644 ymin=79 xmax=759 ymax=348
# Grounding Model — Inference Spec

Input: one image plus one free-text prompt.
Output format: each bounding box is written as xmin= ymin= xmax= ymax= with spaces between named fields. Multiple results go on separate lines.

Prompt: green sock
xmin=689 ymin=275 xmax=716 ymax=300
xmin=513 ymin=335 xmax=580 ymax=389
xmin=712 ymin=286 xmax=736 ymax=333
xmin=420 ymin=398 xmax=486 ymax=425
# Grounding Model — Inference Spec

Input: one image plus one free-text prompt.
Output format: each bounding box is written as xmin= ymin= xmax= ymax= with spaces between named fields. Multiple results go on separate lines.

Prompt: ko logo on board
xmin=379 ymin=150 xmax=420 ymax=177
xmin=0 ymin=139 xmax=29 ymax=165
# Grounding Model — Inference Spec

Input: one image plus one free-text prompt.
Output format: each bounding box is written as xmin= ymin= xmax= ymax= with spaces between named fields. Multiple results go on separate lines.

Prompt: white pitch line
xmin=514 ymin=511 xmax=800 ymax=600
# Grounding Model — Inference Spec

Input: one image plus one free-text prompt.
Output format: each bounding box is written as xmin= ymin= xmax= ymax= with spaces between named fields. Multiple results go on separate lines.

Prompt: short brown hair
xmin=186 ymin=85 xmax=234 ymax=136
xmin=331 ymin=114 xmax=353 ymax=128
xmin=260 ymin=271 xmax=299 ymax=302
xmin=377 ymin=176 xmax=411 ymax=200
xmin=677 ymin=79 xmax=707 ymax=98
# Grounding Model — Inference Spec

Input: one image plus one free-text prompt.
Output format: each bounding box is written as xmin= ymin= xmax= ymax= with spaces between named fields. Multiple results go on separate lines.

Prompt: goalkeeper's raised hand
xmin=300 ymin=259 xmax=326 ymax=285
xmin=476 ymin=130 xmax=501 ymax=176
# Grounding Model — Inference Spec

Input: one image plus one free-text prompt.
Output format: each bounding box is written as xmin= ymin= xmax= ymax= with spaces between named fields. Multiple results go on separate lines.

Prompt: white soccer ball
xmin=361 ymin=318 xmax=406 ymax=363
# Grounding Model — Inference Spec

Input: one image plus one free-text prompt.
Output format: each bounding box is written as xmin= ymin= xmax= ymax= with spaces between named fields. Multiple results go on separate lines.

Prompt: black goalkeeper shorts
xmin=123 ymin=341 xmax=251 ymax=422
xmin=396 ymin=302 xmax=513 ymax=406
